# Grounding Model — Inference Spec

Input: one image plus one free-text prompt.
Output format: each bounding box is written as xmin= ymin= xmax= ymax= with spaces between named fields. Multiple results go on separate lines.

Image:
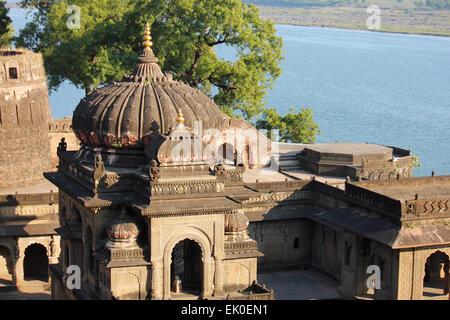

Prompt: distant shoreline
xmin=6 ymin=3 xmax=450 ymax=38
xmin=273 ymin=22 xmax=450 ymax=38
xmin=258 ymin=5 xmax=450 ymax=38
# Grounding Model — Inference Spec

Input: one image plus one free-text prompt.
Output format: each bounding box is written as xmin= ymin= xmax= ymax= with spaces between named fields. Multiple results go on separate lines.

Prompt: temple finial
xmin=142 ymin=22 xmax=153 ymax=49
xmin=176 ymin=110 xmax=185 ymax=127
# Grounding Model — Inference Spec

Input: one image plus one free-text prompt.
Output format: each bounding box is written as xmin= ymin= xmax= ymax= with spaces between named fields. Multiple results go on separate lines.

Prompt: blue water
xmin=9 ymin=9 xmax=450 ymax=177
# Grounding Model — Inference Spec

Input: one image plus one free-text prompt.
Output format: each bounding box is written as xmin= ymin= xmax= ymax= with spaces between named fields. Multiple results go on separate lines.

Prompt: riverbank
xmin=258 ymin=6 xmax=450 ymax=37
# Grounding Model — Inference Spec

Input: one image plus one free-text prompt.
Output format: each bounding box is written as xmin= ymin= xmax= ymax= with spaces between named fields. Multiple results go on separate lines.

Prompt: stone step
xmin=279 ymin=159 xmax=300 ymax=167
xmin=279 ymin=165 xmax=302 ymax=171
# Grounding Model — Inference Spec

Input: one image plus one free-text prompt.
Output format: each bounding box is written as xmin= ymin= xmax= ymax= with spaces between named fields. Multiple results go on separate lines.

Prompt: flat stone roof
xmin=0 ymin=180 xmax=58 ymax=195
xmin=367 ymin=183 xmax=450 ymax=201
xmin=243 ymin=168 xmax=297 ymax=183
xmin=353 ymin=176 xmax=450 ymax=201
xmin=305 ymin=142 xmax=392 ymax=156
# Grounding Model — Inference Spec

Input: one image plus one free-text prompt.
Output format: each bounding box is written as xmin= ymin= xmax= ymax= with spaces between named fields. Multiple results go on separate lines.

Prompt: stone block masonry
xmin=0 ymin=49 xmax=52 ymax=191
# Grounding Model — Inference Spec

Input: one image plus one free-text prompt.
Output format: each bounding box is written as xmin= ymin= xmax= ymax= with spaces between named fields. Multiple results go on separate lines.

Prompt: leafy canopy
xmin=17 ymin=0 xmax=320 ymax=143
xmin=0 ymin=0 xmax=13 ymax=48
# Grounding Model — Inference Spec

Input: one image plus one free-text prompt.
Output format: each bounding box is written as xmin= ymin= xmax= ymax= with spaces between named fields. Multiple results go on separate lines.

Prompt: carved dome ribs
xmin=72 ymin=35 xmax=226 ymax=150
xmin=73 ymin=78 xmax=226 ymax=149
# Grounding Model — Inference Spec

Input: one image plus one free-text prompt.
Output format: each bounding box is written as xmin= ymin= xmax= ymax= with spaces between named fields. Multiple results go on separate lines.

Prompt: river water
xmin=8 ymin=9 xmax=450 ymax=177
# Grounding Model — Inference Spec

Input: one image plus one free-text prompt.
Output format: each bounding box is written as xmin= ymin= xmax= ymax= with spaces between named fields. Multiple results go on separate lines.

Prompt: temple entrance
xmin=0 ymin=245 xmax=13 ymax=284
xmin=170 ymin=239 xmax=202 ymax=295
xmin=23 ymin=244 xmax=48 ymax=281
xmin=221 ymin=143 xmax=235 ymax=165
xmin=423 ymin=251 xmax=449 ymax=299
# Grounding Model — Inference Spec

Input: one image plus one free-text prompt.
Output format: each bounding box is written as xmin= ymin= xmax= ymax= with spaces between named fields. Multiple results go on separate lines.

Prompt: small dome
xmin=225 ymin=209 xmax=249 ymax=232
xmin=107 ymin=208 xmax=139 ymax=242
xmin=72 ymin=23 xmax=226 ymax=150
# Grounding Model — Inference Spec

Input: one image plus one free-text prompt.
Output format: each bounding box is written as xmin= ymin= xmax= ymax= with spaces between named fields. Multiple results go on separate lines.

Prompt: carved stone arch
xmin=23 ymin=242 xmax=49 ymax=280
xmin=422 ymin=248 xmax=450 ymax=299
xmin=162 ymin=228 xmax=212 ymax=299
xmin=0 ymin=244 xmax=13 ymax=279
xmin=0 ymin=240 xmax=13 ymax=254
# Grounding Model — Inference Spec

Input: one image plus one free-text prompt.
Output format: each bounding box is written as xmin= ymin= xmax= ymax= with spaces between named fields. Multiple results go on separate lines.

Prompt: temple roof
xmin=72 ymin=23 xmax=226 ymax=150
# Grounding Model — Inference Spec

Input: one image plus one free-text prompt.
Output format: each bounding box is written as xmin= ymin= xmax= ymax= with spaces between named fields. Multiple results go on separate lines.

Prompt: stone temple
xmin=1 ymin=25 xmax=449 ymax=300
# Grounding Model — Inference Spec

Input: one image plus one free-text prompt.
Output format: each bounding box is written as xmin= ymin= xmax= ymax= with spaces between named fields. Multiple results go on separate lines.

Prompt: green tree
xmin=17 ymin=0 xmax=320 ymax=143
xmin=0 ymin=0 xmax=13 ymax=48
xmin=256 ymin=107 xmax=320 ymax=143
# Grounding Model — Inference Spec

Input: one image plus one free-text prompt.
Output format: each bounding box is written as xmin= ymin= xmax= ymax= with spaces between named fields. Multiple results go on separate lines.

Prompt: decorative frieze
xmin=150 ymin=180 xmax=225 ymax=196
xmin=402 ymin=199 xmax=450 ymax=220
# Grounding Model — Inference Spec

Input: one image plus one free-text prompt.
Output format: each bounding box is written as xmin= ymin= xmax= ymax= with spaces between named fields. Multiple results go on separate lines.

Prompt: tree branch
xmin=183 ymin=46 xmax=203 ymax=87
xmin=205 ymin=33 xmax=230 ymax=47
xmin=208 ymin=75 xmax=236 ymax=91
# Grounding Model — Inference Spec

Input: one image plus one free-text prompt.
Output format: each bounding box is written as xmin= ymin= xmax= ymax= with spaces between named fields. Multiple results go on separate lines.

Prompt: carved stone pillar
xmin=151 ymin=259 xmax=163 ymax=300
xmin=213 ymin=255 xmax=224 ymax=297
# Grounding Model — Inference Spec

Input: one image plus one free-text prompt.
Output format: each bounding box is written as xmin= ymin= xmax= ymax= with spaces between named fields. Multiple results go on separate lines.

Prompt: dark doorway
xmin=423 ymin=251 xmax=449 ymax=299
xmin=171 ymin=239 xmax=202 ymax=295
xmin=23 ymin=244 xmax=48 ymax=281
xmin=221 ymin=143 xmax=235 ymax=165
xmin=0 ymin=245 xmax=13 ymax=284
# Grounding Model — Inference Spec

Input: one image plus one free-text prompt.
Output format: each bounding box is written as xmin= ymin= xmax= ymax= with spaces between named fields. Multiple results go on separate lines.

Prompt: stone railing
xmin=0 ymin=191 xmax=57 ymax=207
xmin=345 ymin=183 xmax=402 ymax=220
xmin=49 ymin=117 xmax=73 ymax=132
xmin=248 ymin=179 xmax=309 ymax=192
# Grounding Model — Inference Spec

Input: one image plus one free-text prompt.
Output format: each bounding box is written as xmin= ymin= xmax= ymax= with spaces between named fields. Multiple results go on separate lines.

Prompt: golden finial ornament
xmin=142 ymin=22 xmax=153 ymax=49
xmin=176 ymin=110 xmax=185 ymax=127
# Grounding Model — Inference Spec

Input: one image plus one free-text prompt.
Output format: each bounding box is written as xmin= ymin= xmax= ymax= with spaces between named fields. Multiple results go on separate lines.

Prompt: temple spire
xmin=176 ymin=110 xmax=185 ymax=128
xmin=142 ymin=22 xmax=153 ymax=50
xmin=138 ymin=22 xmax=158 ymax=64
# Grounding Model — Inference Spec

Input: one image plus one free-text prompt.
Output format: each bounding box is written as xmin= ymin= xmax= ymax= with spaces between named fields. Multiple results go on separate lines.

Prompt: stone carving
xmin=57 ymin=138 xmax=67 ymax=153
xmin=149 ymin=160 xmax=161 ymax=182
xmin=150 ymin=180 xmax=224 ymax=196
xmin=93 ymin=153 xmax=106 ymax=195
xmin=49 ymin=235 xmax=56 ymax=257
xmin=212 ymin=164 xmax=245 ymax=182
xmin=403 ymin=199 xmax=449 ymax=219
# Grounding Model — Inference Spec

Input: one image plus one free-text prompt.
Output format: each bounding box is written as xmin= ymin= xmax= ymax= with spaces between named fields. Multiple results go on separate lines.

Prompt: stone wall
xmin=48 ymin=117 xmax=80 ymax=169
xmin=0 ymin=49 xmax=52 ymax=190
xmin=248 ymin=219 xmax=311 ymax=270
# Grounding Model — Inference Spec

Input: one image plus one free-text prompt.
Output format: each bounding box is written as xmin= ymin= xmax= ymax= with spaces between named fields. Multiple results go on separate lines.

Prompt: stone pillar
xmin=213 ymin=254 xmax=224 ymax=297
xmin=151 ymin=259 xmax=163 ymax=300
xmin=412 ymin=249 xmax=425 ymax=300
xmin=13 ymin=255 xmax=24 ymax=285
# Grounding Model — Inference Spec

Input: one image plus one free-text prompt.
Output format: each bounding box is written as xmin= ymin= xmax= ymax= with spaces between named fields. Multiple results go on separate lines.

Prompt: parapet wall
xmin=48 ymin=117 xmax=80 ymax=169
xmin=0 ymin=49 xmax=52 ymax=190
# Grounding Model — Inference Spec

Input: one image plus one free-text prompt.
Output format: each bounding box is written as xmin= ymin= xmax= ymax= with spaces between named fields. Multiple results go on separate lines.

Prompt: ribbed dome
xmin=107 ymin=208 xmax=139 ymax=242
xmin=72 ymin=24 xmax=226 ymax=150
xmin=225 ymin=209 xmax=249 ymax=233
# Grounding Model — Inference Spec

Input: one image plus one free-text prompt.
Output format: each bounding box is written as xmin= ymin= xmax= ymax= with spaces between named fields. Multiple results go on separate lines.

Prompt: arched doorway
xmin=23 ymin=243 xmax=48 ymax=281
xmin=0 ymin=245 xmax=13 ymax=284
xmin=220 ymin=143 xmax=235 ymax=165
xmin=423 ymin=251 xmax=449 ymax=299
xmin=170 ymin=239 xmax=202 ymax=295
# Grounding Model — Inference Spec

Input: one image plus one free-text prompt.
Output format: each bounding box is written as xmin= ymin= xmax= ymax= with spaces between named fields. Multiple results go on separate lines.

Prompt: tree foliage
xmin=16 ymin=0 xmax=320 ymax=143
xmin=256 ymin=107 xmax=320 ymax=143
xmin=0 ymin=0 xmax=13 ymax=48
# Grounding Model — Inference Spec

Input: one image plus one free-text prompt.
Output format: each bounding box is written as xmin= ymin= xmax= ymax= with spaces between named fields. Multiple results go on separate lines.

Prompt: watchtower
xmin=0 ymin=49 xmax=52 ymax=190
